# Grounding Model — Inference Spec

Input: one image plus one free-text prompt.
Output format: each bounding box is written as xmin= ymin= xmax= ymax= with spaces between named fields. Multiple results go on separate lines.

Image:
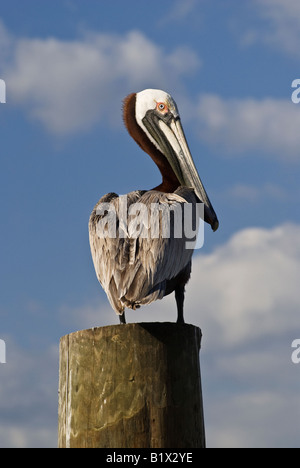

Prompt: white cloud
xmin=159 ymin=0 xmax=198 ymax=24
xmin=59 ymin=298 xmax=114 ymax=330
xmin=0 ymin=19 xmax=13 ymax=63
xmin=186 ymin=223 xmax=300 ymax=346
xmin=186 ymin=223 xmax=300 ymax=447
xmin=205 ymin=390 xmax=299 ymax=448
xmin=222 ymin=182 xmax=289 ymax=203
xmin=245 ymin=0 xmax=300 ymax=57
xmin=195 ymin=94 xmax=300 ymax=160
xmin=3 ymin=28 xmax=200 ymax=135
xmin=0 ymin=337 xmax=58 ymax=448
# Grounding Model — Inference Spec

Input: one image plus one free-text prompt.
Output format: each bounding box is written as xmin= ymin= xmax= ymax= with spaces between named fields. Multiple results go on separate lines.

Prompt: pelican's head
xmin=124 ymin=89 xmax=219 ymax=232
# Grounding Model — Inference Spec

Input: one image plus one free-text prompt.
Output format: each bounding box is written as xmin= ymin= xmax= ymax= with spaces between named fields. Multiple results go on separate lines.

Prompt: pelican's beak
xmin=148 ymin=114 xmax=219 ymax=231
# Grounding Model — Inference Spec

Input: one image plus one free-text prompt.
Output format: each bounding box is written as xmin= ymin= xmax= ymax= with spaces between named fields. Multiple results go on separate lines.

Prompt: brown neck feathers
xmin=123 ymin=93 xmax=180 ymax=193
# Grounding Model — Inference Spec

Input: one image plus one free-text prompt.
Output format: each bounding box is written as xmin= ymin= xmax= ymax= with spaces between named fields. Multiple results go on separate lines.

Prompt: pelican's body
xmin=89 ymin=89 xmax=218 ymax=323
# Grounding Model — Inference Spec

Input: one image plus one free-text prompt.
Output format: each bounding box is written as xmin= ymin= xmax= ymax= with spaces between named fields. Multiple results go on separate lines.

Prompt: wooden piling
xmin=58 ymin=322 xmax=205 ymax=448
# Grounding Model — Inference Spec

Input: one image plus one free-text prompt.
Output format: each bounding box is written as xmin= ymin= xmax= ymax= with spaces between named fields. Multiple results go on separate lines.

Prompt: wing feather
xmin=89 ymin=187 xmax=198 ymax=314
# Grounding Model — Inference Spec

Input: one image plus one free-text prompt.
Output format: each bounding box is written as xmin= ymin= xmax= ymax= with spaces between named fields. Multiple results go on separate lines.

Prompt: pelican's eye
xmin=156 ymin=102 xmax=168 ymax=114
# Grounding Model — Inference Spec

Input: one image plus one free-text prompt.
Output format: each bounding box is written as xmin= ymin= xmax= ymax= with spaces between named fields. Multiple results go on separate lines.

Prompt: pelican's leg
xmin=175 ymin=285 xmax=185 ymax=324
xmin=119 ymin=312 xmax=126 ymax=324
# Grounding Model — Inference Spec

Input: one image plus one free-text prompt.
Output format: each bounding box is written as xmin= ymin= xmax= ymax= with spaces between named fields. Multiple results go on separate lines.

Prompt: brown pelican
xmin=89 ymin=89 xmax=218 ymax=324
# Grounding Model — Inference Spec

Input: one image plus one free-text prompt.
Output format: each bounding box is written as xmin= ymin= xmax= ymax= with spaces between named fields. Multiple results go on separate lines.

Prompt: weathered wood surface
xmin=58 ymin=322 xmax=205 ymax=448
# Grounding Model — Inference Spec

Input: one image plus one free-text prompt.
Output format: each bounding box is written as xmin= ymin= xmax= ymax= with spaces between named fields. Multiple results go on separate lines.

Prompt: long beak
xmin=156 ymin=117 xmax=219 ymax=232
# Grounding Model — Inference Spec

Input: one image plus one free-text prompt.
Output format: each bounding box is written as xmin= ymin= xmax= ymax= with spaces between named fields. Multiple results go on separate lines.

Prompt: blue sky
xmin=0 ymin=0 xmax=300 ymax=448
